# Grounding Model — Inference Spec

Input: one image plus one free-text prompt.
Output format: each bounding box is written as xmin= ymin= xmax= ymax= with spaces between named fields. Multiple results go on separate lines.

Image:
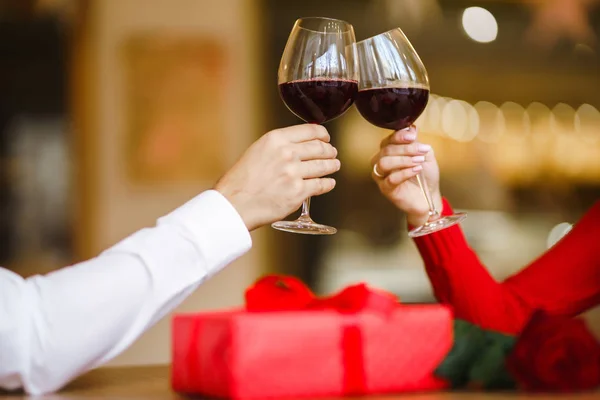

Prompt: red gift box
xmin=171 ymin=275 xmax=452 ymax=399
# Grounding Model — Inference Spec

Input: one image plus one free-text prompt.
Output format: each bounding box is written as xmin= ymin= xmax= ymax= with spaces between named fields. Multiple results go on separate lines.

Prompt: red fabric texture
xmin=413 ymin=199 xmax=600 ymax=335
xmin=171 ymin=277 xmax=452 ymax=399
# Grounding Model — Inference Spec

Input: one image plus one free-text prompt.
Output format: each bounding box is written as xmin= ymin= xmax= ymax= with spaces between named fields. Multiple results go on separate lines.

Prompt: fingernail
xmin=403 ymin=133 xmax=417 ymax=141
xmin=413 ymin=165 xmax=423 ymax=172
xmin=418 ymin=144 xmax=432 ymax=153
xmin=412 ymin=155 xmax=425 ymax=163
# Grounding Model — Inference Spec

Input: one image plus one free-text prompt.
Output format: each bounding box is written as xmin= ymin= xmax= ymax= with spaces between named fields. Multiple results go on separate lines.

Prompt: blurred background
xmin=1 ymin=0 xmax=598 ymax=365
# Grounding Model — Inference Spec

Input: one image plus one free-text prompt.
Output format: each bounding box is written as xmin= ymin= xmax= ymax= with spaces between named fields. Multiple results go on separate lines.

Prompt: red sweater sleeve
xmin=413 ymin=198 xmax=600 ymax=334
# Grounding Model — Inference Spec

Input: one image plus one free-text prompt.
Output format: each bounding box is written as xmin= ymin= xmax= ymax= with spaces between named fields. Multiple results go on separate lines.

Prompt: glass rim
xmin=358 ymin=81 xmax=431 ymax=90
xmin=294 ymin=17 xmax=354 ymax=34
xmin=355 ymin=27 xmax=406 ymax=45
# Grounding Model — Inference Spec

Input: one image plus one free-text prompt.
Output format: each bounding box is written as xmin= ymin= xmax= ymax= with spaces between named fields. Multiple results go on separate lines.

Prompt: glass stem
xmin=299 ymin=197 xmax=312 ymax=221
xmin=415 ymin=171 xmax=440 ymax=222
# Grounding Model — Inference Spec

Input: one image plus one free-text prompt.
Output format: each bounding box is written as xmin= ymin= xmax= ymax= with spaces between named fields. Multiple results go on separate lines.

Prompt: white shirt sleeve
xmin=0 ymin=190 xmax=252 ymax=395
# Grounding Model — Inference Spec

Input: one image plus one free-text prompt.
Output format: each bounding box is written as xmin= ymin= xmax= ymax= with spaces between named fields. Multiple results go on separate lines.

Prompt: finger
xmin=377 ymin=155 xmax=425 ymax=174
xmin=379 ymin=126 xmax=418 ymax=148
xmin=304 ymin=177 xmax=336 ymax=197
xmin=370 ymin=151 xmax=380 ymax=168
xmin=295 ymin=139 xmax=337 ymax=161
xmin=371 ymin=163 xmax=386 ymax=180
xmin=300 ymin=159 xmax=341 ymax=179
xmin=282 ymin=124 xmax=330 ymax=143
xmin=379 ymin=165 xmax=422 ymax=190
xmin=388 ymin=125 xmax=418 ymax=144
xmin=380 ymin=142 xmax=432 ymax=157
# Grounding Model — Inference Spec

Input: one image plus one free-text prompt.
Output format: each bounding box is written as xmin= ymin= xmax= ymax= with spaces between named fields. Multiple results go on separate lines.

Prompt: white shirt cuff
xmin=158 ymin=190 xmax=252 ymax=275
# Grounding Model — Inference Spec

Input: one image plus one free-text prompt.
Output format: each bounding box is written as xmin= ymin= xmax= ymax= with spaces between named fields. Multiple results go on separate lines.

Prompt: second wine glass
xmin=272 ymin=17 xmax=359 ymax=235
xmin=354 ymin=28 xmax=467 ymax=237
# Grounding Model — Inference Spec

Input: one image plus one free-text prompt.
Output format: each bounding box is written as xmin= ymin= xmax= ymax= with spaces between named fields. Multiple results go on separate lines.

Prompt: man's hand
xmin=215 ymin=124 xmax=340 ymax=231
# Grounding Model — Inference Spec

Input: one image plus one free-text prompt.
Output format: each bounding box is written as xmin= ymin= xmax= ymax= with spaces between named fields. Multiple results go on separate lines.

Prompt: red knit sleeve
xmin=412 ymin=199 xmax=600 ymax=335
xmin=504 ymin=201 xmax=600 ymax=318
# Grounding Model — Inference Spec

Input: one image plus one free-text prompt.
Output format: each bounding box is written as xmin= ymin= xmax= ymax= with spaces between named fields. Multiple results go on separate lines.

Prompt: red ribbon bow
xmin=244 ymin=275 xmax=399 ymax=395
xmin=245 ymin=274 xmax=398 ymax=316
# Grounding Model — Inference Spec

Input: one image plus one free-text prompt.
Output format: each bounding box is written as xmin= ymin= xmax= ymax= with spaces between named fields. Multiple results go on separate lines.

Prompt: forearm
xmin=413 ymin=199 xmax=532 ymax=334
xmin=412 ymin=198 xmax=473 ymax=305
xmin=0 ymin=191 xmax=252 ymax=395
xmin=504 ymin=201 xmax=600 ymax=319
xmin=18 ymin=251 xmax=197 ymax=394
xmin=414 ymin=199 xmax=600 ymax=334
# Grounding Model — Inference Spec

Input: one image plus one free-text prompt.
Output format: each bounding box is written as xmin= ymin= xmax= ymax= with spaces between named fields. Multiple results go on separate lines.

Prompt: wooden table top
xmin=3 ymin=365 xmax=598 ymax=399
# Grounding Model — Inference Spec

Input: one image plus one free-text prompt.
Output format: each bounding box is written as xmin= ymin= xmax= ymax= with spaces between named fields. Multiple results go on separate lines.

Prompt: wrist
xmin=214 ymin=185 xmax=257 ymax=232
xmin=406 ymin=190 xmax=444 ymax=227
xmin=432 ymin=190 xmax=444 ymax=216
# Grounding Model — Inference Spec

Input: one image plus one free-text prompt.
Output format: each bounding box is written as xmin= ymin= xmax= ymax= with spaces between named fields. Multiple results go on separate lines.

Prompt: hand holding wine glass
xmin=215 ymin=124 xmax=340 ymax=232
xmin=272 ymin=17 xmax=358 ymax=235
xmin=354 ymin=28 xmax=466 ymax=237
xmin=371 ymin=126 xmax=443 ymax=227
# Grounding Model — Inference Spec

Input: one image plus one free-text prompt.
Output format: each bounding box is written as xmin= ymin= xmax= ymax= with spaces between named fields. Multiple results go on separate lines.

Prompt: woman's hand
xmin=371 ymin=126 xmax=443 ymax=227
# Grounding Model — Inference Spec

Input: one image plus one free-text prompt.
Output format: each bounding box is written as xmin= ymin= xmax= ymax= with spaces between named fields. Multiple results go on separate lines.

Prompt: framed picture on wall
xmin=122 ymin=35 xmax=229 ymax=184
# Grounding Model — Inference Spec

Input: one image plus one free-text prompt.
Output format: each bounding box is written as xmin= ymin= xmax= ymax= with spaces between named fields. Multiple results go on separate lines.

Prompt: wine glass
xmin=272 ymin=17 xmax=359 ymax=235
xmin=354 ymin=28 xmax=467 ymax=237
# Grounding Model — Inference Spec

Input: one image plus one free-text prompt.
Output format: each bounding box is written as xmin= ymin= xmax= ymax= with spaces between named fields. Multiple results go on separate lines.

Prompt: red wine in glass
xmin=355 ymin=86 xmax=429 ymax=130
xmin=279 ymin=78 xmax=358 ymax=124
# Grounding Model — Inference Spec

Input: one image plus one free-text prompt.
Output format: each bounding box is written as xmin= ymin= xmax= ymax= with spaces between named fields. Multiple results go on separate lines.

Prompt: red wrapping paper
xmin=171 ymin=276 xmax=452 ymax=399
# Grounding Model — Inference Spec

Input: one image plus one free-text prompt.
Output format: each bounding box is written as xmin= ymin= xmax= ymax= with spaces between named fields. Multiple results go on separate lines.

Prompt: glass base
xmin=271 ymin=216 xmax=337 ymax=235
xmin=408 ymin=212 xmax=467 ymax=238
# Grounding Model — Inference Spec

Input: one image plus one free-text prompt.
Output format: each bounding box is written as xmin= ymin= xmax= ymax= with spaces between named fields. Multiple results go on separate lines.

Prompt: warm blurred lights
xmin=472 ymin=101 xmax=505 ymax=143
xmin=441 ymin=99 xmax=479 ymax=142
xmin=441 ymin=100 xmax=465 ymax=140
xmin=418 ymin=97 xmax=599 ymax=145
xmin=342 ymin=91 xmax=599 ymax=183
xmin=421 ymin=94 xmax=441 ymax=134
xmin=500 ymin=102 xmax=530 ymax=139
xmin=416 ymin=95 xmax=599 ymax=183
xmin=461 ymin=7 xmax=498 ymax=43
xmin=575 ymin=104 xmax=600 ymax=144
xmin=550 ymin=103 xmax=576 ymax=136
xmin=547 ymin=222 xmax=573 ymax=249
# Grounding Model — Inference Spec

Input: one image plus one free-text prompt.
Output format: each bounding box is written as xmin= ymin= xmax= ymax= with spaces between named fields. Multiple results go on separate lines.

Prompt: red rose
xmin=245 ymin=275 xmax=315 ymax=311
xmin=506 ymin=311 xmax=600 ymax=392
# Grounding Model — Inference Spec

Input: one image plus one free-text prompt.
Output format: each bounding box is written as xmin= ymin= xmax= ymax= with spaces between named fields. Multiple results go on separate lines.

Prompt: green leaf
xmin=435 ymin=320 xmax=519 ymax=389
xmin=483 ymin=330 xmax=516 ymax=352
xmin=467 ymin=340 xmax=517 ymax=390
xmin=434 ymin=319 xmax=488 ymax=388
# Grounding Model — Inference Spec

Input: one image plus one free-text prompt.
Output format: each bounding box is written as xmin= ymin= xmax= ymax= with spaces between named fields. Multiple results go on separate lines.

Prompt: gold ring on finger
xmin=373 ymin=163 xmax=385 ymax=178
